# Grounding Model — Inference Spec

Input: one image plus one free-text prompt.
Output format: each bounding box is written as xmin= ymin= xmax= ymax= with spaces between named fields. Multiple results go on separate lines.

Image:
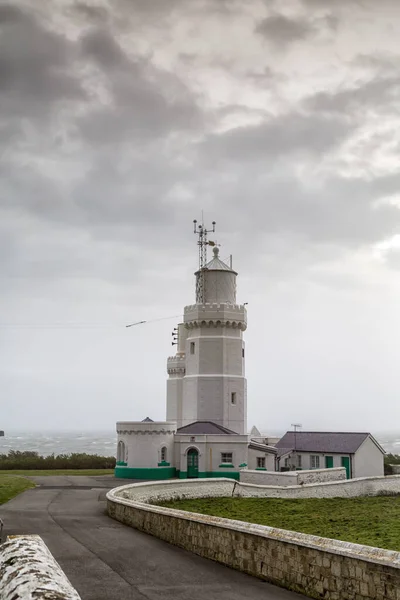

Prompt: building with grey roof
xmin=275 ymin=431 xmax=385 ymax=478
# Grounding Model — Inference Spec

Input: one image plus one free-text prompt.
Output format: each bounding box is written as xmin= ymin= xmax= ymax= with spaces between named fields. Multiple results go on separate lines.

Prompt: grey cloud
xmin=256 ymin=13 xmax=315 ymax=45
xmin=304 ymin=75 xmax=400 ymax=116
xmin=76 ymin=27 xmax=203 ymax=143
xmin=71 ymin=2 xmax=109 ymax=23
xmin=0 ymin=4 xmax=85 ymax=106
xmin=200 ymin=112 xmax=352 ymax=163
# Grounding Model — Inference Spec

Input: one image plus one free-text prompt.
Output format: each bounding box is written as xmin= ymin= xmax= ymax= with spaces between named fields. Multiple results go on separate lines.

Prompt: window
xmin=310 ymin=455 xmax=320 ymax=469
xmin=190 ymin=342 xmax=195 ymax=355
xmin=221 ymin=452 xmax=233 ymax=464
xmin=257 ymin=456 xmax=266 ymax=469
xmin=284 ymin=458 xmax=289 ymax=467
xmin=242 ymin=348 xmax=245 ymax=358
xmin=297 ymin=454 xmax=302 ymax=468
xmin=161 ymin=447 xmax=167 ymax=462
xmin=231 ymin=392 xmax=237 ymax=405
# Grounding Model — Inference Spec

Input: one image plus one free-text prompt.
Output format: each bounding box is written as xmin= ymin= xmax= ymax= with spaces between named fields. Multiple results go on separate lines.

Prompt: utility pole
xmin=291 ymin=423 xmax=302 ymax=471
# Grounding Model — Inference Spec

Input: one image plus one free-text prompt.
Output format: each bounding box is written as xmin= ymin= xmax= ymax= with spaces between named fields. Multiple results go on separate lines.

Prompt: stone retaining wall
xmin=240 ymin=467 xmax=346 ymax=486
xmin=0 ymin=535 xmax=81 ymax=599
xmin=107 ymin=478 xmax=400 ymax=600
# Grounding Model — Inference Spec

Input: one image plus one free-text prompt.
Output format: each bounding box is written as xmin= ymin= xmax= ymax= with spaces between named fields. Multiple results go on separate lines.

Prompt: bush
xmin=384 ymin=453 xmax=400 ymax=476
xmin=0 ymin=450 xmax=116 ymax=470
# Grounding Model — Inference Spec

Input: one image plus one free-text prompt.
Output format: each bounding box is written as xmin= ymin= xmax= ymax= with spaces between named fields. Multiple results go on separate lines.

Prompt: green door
xmin=325 ymin=456 xmax=334 ymax=468
xmin=187 ymin=449 xmax=199 ymax=478
xmin=341 ymin=456 xmax=351 ymax=479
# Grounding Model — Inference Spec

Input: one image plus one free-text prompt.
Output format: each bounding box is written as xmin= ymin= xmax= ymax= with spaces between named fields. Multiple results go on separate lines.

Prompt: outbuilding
xmin=275 ymin=431 xmax=385 ymax=478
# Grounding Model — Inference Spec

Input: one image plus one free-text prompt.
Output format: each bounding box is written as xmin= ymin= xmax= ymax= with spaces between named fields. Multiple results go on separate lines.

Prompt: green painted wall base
xmin=179 ymin=471 xmax=240 ymax=480
xmin=115 ymin=466 xmax=176 ymax=479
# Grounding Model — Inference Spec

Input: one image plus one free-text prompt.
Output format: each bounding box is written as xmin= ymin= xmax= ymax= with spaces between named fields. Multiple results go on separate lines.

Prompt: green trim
xmin=157 ymin=461 xmax=170 ymax=467
xmin=239 ymin=463 xmax=247 ymax=468
xmin=255 ymin=468 xmax=267 ymax=471
xmin=115 ymin=466 xmax=176 ymax=480
xmin=116 ymin=461 xmax=127 ymax=466
xmin=218 ymin=464 xmax=235 ymax=468
xmin=181 ymin=471 xmax=239 ymax=480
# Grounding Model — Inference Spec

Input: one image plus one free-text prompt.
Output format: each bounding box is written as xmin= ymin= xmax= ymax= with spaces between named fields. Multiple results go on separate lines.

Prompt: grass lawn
xmin=0 ymin=469 xmax=114 ymax=476
xmin=159 ymin=496 xmax=400 ymax=552
xmin=0 ymin=475 xmax=36 ymax=505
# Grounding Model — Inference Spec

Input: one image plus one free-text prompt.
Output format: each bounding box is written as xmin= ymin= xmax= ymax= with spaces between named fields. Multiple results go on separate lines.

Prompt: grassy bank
xmin=159 ymin=496 xmax=400 ymax=552
xmin=0 ymin=469 xmax=114 ymax=476
xmin=0 ymin=475 xmax=35 ymax=505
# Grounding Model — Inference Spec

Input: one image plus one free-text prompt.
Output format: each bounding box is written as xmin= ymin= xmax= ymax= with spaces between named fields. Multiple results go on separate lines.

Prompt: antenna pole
xmin=193 ymin=218 xmax=216 ymax=304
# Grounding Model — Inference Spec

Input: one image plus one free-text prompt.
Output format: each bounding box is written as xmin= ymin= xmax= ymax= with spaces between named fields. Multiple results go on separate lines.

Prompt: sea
xmin=0 ymin=430 xmax=400 ymax=457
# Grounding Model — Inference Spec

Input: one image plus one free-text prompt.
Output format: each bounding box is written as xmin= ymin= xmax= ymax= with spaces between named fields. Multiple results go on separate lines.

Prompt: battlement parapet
xmin=183 ymin=303 xmax=247 ymax=331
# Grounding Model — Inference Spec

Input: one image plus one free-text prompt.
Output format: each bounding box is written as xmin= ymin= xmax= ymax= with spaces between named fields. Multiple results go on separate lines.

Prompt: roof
xmin=200 ymin=247 xmax=237 ymax=274
xmin=248 ymin=441 xmax=277 ymax=455
xmin=275 ymin=432 xmax=385 ymax=455
xmin=250 ymin=425 xmax=262 ymax=437
xmin=176 ymin=421 xmax=237 ymax=435
xmin=141 ymin=417 xmax=154 ymax=423
xmin=276 ymin=447 xmax=293 ymax=458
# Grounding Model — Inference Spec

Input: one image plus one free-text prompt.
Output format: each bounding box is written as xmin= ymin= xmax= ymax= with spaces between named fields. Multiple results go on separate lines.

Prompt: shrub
xmin=0 ymin=450 xmax=116 ymax=470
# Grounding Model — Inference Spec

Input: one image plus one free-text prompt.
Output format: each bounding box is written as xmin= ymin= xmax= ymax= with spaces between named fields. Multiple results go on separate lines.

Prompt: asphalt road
xmin=1 ymin=475 xmax=305 ymax=600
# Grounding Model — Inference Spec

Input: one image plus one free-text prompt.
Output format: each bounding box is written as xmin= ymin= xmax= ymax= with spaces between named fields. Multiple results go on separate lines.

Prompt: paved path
xmin=1 ymin=476 xmax=305 ymax=600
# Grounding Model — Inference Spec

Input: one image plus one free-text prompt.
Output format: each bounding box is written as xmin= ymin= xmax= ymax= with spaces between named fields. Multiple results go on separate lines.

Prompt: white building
xmin=115 ymin=229 xmax=274 ymax=480
xmin=275 ymin=431 xmax=385 ymax=478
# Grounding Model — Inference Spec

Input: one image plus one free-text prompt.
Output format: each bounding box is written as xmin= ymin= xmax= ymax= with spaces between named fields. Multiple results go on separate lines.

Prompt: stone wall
xmin=237 ymin=474 xmax=400 ymax=499
xmin=107 ymin=478 xmax=400 ymax=600
xmin=0 ymin=535 xmax=81 ymax=599
xmin=240 ymin=467 xmax=346 ymax=486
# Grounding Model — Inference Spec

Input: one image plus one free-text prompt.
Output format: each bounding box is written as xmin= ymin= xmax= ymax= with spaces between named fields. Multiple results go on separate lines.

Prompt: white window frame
xmin=190 ymin=342 xmax=195 ymax=355
xmin=160 ymin=446 xmax=167 ymax=462
xmin=310 ymin=455 xmax=320 ymax=469
xmin=231 ymin=392 xmax=237 ymax=405
xmin=221 ymin=452 xmax=233 ymax=464
xmin=257 ymin=456 xmax=266 ymax=469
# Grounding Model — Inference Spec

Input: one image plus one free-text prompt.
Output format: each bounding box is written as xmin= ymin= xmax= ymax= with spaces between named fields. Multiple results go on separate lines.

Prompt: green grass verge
xmin=159 ymin=496 xmax=400 ymax=552
xmin=0 ymin=475 xmax=36 ymax=505
xmin=0 ymin=469 xmax=114 ymax=476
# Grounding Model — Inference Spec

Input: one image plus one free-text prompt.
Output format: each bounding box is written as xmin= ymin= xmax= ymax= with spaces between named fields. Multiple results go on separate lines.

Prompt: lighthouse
xmin=115 ymin=220 xmax=275 ymax=480
xmin=167 ymin=223 xmax=247 ymax=434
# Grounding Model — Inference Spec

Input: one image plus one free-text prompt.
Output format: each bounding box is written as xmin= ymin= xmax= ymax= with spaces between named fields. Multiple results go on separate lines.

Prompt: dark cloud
xmin=200 ymin=112 xmax=352 ymax=163
xmin=256 ymin=13 xmax=315 ymax=45
xmin=304 ymin=75 xmax=400 ymax=116
xmin=0 ymin=4 xmax=85 ymax=107
xmin=76 ymin=27 xmax=203 ymax=143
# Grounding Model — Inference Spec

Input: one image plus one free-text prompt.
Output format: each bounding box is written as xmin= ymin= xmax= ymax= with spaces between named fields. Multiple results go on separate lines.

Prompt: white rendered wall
xmin=175 ymin=435 xmax=248 ymax=473
xmin=182 ymin=304 xmax=247 ymax=434
xmin=283 ymin=452 xmax=353 ymax=472
xmin=353 ymin=437 xmax=384 ymax=478
xmin=117 ymin=422 xmax=176 ymax=468
xmin=247 ymin=447 xmax=276 ymax=471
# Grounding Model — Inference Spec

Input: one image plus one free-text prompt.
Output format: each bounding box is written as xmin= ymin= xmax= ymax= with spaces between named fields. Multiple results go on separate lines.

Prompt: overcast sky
xmin=2 ymin=0 xmax=400 ymax=434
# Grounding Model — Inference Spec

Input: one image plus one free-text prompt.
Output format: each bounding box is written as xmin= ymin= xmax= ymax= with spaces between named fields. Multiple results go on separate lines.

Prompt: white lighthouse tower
xmin=167 ymin=221 xmax=247 ymax=434
xmin=116 ymin=221 xmax=276 ymax=481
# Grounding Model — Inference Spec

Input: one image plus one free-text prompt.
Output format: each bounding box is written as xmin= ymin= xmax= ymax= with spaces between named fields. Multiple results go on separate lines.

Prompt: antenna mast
xmin=193 ymin=218 xmax=216 ymax=304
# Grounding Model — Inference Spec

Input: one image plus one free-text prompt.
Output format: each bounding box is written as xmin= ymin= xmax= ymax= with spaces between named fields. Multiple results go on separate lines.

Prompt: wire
xmin=0 ymin=314 xmax=183 ymax=330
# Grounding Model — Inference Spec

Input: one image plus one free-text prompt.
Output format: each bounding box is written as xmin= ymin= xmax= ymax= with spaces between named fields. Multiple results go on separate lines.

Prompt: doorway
xmin=341 ymin=456 xmax=351 ymax=479
xmin=187 ymin=448 xmax=199 ymax=478
xmin=325 ymin=456 xmax=333 ymax=468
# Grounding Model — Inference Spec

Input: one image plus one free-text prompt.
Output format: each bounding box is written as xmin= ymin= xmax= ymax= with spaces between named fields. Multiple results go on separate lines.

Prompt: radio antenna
xmin=193 ymin=217 xmax=216 ymax=304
